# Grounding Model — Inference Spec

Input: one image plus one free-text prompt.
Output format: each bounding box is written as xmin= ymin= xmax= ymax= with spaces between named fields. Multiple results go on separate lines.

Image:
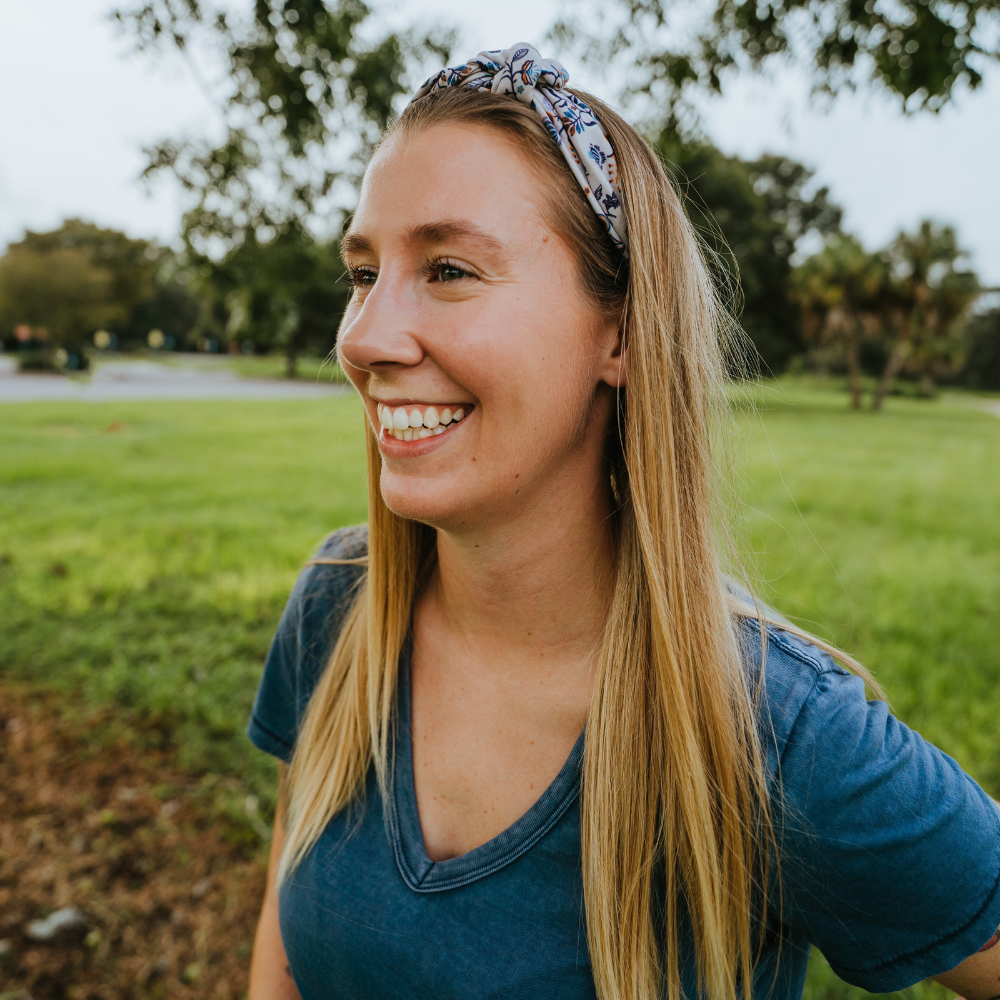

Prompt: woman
xmin=246 ymin=45 xmax=1000 ymax=1000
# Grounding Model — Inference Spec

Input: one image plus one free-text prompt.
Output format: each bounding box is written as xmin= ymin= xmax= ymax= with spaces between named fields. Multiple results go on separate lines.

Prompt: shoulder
xmin=284 ymin=525 xmax=369 ymax=627
xmin=318 ymin=523 xmax=370 ymax=560
xmin=733 ymin=617 xmax=1000 ymax=992
xmin=306 ymin=522 xmax=369 ymax=576
xmin=736 ymin=614 xmax=856 ymax=767
xmin=271 ymin=524 xmax=369 ymax=682
xmin=737 ymin=612 xmax=847 ymax=684
xmin=246 ymin=525 xmax=368 ymax=762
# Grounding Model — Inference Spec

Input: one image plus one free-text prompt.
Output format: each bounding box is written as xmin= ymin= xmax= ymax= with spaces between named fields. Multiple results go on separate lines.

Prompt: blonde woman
xmin=246 ymin=44 xmax=1000 ymax=1000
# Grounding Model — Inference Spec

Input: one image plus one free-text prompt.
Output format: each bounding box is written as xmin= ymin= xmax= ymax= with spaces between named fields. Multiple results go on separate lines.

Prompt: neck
xmin=422 ymin=476 xmax=616 ymax=673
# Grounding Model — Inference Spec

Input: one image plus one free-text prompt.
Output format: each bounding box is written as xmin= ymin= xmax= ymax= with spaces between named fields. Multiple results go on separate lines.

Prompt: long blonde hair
xmin=278 ymin=86 xmax=879 ymax=1000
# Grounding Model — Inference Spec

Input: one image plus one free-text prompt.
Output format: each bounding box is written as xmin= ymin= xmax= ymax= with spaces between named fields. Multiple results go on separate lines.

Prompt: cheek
xmin=444 ymin=319 xmax=604 ymax=478
xmin=468 ymin=294 xmax=603 ymax=415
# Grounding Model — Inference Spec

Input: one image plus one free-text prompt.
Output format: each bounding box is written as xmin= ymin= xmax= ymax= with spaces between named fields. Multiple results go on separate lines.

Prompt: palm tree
xmin=873 ymin=221 xmax=979 ymax=409
xmin=791 ymin=236 xmax=888 ymax=409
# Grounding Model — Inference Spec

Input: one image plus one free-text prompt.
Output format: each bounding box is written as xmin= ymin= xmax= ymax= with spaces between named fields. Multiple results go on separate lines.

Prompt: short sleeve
xmin=769 ymin=639 xmax=1000 ymax=992
xmin=247 ymin=526 xmax=368 ymax=763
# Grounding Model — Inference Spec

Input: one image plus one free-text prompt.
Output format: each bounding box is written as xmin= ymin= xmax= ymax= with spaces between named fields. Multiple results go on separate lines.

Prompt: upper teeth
xmin=377 ymin=404 xmax=466 ymax=439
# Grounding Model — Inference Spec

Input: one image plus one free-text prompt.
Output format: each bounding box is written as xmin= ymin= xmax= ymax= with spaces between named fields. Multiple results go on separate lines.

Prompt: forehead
xmin=351 ymin=124 xmax=549 ymax=244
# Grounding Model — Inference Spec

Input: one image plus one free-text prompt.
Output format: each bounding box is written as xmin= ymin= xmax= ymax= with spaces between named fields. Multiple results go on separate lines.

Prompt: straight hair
xmin=277 ymin=85 xmax=881 ymax=1000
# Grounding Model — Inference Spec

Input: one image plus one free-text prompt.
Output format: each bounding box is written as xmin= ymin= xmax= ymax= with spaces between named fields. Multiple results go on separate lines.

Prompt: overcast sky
xmin=2 ymin=0 xmax=998 ymax=282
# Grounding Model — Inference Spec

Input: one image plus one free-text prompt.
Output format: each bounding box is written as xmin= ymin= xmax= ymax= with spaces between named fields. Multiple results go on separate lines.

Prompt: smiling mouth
xmin=376 ymin=403 xmax=469 ymax=441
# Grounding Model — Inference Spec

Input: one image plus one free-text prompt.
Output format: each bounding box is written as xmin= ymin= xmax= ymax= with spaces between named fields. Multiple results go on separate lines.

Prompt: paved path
xmin=0 ymin=358 xmax=347 ymax=402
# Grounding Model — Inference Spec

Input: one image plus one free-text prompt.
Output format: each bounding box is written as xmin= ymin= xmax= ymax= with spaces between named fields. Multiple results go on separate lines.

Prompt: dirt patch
xmin=0 ymin=686 xmax=267 ymax=1000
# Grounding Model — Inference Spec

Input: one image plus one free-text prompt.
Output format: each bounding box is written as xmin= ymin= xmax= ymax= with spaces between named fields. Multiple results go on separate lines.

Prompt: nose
xmin=338 ymin=271 xmax=425 ymax=374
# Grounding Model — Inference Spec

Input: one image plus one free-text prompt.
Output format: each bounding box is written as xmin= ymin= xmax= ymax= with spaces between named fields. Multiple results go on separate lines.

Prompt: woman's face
xmin=338 ymin=123 xmax=624 ymax=534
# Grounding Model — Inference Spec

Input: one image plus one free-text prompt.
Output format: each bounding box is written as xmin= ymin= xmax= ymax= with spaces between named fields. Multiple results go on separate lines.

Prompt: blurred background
xmin=1 ymin=1 xmax=998 ymax=998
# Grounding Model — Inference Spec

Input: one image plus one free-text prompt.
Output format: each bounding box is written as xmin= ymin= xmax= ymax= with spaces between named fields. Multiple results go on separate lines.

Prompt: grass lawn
xmin=0 ymin=395 xmax=367 ymax=801
xmin=742 ymin=380 xmax=1000 ymax=791
xmin=1 ymin=378 xmax=997 ymax=1000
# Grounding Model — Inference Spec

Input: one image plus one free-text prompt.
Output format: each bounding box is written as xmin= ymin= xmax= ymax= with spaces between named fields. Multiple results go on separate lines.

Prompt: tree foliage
xmin=791 ymin=221 xmax=980 ymax=407
xmin=187 ymin=225 xmax=347 ymax=374
xmin=0 ymin=220 xmax=199 ymax=365
xmin=0 ymin=221 xmax=154 ymax=348
xmin=791 ymin=234 xmax=888 ymax=407
xmin=881 ymin=219 xmax=980 ymax=397
xmin=555 ymin=0 xmax=1000 ymax=118
xmin=0 ymin=246 xmax=121 ymax=349
xmin=114 ymin=1 xmax=453 ymax=372
xmin=15 ymin=219 xmax=162 ymax=324
xmin=962 ymin=308 xmax=1000 ymax=390
xmin=654 ymin=133 xmax=842 ymax=371
xmin=114 ymin=0 xmax=453 ymax=254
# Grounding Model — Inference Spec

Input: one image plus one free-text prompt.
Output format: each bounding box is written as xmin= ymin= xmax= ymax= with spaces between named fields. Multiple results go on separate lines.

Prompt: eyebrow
xmin=340 ymin=231 xmax=374 ymax=260
xmin=404 ymin=221 xmax=507 ymax=255
xmin=340 ymin=220 xmax=508 ymax=263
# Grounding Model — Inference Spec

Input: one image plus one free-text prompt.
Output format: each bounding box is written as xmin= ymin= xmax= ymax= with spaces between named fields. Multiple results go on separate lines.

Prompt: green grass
xmin=741 ymin=380 xmax=1000 ymax=791
xmin=1 ymin=378 xmax=998 ymax=1000
xmin=0 ymin=396 xmax=367 ymax=799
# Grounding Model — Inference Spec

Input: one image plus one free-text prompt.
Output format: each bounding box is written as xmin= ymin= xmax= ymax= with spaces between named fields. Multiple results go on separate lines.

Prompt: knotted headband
xmin=411 ymin=43 xmax=628 ymax=256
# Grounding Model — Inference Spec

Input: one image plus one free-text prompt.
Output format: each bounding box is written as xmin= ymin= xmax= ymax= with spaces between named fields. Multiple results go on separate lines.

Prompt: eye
xmin=438 ymin=263 xmax=467 ymax=282
xmin=426 ymin=259 xmax=474 ymax=284
xmin=345 ymin=265 xmax=377 ymax=289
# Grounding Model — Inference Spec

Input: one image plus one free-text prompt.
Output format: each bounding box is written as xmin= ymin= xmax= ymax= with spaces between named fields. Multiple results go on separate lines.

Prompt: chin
xmin=378 ymin=471 xmax=469 ymax=529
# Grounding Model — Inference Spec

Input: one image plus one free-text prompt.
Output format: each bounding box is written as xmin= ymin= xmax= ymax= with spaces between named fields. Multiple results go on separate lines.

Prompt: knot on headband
xmin=411 ymin=43 xmax=628 ymax=256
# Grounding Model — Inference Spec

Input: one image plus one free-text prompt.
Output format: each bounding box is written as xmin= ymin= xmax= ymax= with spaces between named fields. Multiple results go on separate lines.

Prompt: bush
xmin=962 ymin=309 xmax=1000 ymax=391
xmin=15 ymin=347 xmax=57 ymax=372
xmin=14 ymin=341 xmax=90 ymax=374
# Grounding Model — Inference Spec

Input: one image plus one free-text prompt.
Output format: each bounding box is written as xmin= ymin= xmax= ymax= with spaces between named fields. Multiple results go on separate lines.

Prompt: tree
xmin=187 ymin=226 xmax=347 ymax=375
xmin=791 ymin=223 xmax=980 ymax=409
xmin=0 ymin=220 xmax=201 ymax=364
xmin=874 ymin=220 xmax=979 ymax=405
xmin=791 ymin=235 xmax=889 ymax=408
xmin=0 ymin=245 xmax=122 ymax=357
xmin=962 ymin=308 xmax=1000 ymax=390
xmin=114 ymin=1 xmax=452 ymax=370
xmin=16 ymin=219 xmax=159 ymax=319
xmin=555 ymin=0 xmax=1000 ymax=119
xmin=655 ymin=133 xmax=842 ymax=372
xmin=120 ymin=279 xmax=201 ymax=349
xmin=114 ymin=0 xmax=451 ymax=252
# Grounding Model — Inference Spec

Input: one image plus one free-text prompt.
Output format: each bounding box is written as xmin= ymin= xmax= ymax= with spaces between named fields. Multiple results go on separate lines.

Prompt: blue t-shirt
xmin=248 ymin=526 xmax=1000 ymax=1000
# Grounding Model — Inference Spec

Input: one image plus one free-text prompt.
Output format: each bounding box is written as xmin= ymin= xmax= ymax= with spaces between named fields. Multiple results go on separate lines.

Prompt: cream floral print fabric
xmin=411 ymin=43 xmax=629 ymax=255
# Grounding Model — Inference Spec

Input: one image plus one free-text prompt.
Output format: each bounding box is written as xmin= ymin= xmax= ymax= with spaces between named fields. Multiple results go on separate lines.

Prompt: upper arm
xmin=265 ymin=763 xmax=288 ymax=896
xmin=933 ymin=803 xmax=1000 ymax=999
xmin=768 ymin=652 xmax=1000 ymax=993
xmin=934 ymin=926 xmax=1000 ymax=999
xmin=249 ymin=765 xmax=301 ymax=1000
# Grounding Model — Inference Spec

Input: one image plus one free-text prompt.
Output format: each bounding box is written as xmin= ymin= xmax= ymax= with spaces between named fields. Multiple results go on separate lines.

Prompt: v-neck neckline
xmin=389 ymin=641 xmax=586 ymax=893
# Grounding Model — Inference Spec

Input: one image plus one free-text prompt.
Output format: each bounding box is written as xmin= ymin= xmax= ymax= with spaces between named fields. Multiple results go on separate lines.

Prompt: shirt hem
xmin=247 ymin=715 xmax=294 ymax=764
xmin=829 ymin=806 xmax=1000 ymax=992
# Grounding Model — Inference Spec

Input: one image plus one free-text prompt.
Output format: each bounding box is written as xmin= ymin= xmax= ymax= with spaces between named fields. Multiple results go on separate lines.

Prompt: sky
xmin=2 ymin=0 xmax=998 ymax=283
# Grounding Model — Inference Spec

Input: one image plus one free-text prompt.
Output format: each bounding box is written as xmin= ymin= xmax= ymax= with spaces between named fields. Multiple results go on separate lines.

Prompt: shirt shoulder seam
xmin=315 ymin=524 xmax=369 ymax=560
xmin=742 ymin=615 xmax=844 ymax=679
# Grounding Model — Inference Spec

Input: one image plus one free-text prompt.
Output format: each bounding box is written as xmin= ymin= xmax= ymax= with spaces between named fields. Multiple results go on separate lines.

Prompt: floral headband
xmin=411 ymin=43 xmax=628 ymax=256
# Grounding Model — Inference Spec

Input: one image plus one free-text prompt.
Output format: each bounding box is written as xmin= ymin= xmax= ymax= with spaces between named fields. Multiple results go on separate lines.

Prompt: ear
xmin=596 ymin=313 xmax=627 ymax=389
